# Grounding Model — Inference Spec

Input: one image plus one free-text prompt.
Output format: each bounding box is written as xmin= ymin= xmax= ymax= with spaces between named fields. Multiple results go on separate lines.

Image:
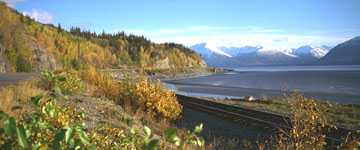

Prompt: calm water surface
xmin=166 ymin=65 xmax=360 ymax=104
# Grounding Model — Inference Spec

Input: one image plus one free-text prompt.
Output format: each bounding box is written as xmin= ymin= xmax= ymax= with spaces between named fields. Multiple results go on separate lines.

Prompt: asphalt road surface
xmin=0 ymin=73 xmax=37 ymax=87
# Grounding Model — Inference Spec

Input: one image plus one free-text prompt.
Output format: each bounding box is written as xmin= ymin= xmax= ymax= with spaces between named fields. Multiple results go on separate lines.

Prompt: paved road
xmin=0 ymin=73 xmax=37 ymax=87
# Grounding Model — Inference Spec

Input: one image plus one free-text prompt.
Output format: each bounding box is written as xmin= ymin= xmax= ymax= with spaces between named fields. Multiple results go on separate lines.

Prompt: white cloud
xmin=122 ymin=26 xmax=353 ymax=51
xmin=0 ymin=0 xmax=26 ymax=7
xmin=125 ymin=25 xmax=230 ymax=36
xmin=1 ymin=0 xmax=54 ymax=24
xmin=125 ymin=26 xmax=283 ymax=37
xmin=23 ymin=9 xmax=53 ymax=24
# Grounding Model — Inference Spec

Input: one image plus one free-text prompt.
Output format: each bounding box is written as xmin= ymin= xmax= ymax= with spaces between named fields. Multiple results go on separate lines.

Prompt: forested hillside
xmin=0 ymin=2 xmax=205 ymax=72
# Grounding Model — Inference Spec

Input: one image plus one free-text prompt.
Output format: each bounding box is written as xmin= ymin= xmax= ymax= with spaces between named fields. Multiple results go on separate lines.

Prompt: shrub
xmin=15 ymin=54 xmax=32 ymax=72
xmin=59 ymin=71 xmax=84 ymax=95
xmin=80 ymin=67 xmax=182 ymax=120
xmin=39 ymin=70 xmax=84 ymax=95
xmin=275 ymin=93 xmax=332 ymax=149
xmin=116 ymin=75 xmax=138 ymax=107
xmin=0 ymin=90 xmax=93 ymax=149
xmin=132 ymin=78 xmax=182 ymax=120
xmin=80 ymin=66 xmax=120 ymax=99
xmin=71 ymin=59 xmax=82 ymax=70
xmin=162 ymin=124 xmax=205 ymax=149
xmin=90 ymin=125 xmax=160 ymax=150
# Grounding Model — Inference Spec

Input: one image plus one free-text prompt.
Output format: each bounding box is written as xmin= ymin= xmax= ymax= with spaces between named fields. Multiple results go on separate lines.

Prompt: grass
xmin=80 ymin=65 xmax=121 ymax=99
xmin=0 ymin=81 xmax=41 ymax=118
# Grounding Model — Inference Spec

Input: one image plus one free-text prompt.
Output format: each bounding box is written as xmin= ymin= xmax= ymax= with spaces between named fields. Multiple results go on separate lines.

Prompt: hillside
xmin=0 ymin=3 xmax=205 ymax=73
xmin=318 ymin=36 xmax=360 ymax=65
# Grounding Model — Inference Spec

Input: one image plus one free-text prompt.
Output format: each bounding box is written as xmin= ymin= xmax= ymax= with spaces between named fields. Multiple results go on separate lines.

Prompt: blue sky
xmin=3 ymin=0 xmax=360 ymax=49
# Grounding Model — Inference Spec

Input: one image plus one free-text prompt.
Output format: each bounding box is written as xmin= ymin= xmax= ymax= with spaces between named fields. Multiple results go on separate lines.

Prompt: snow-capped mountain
xmin=190 ymin=43 xmax=232 ymax=58
xmin=220 ymin=46 xmax=262 ymax=56
xmin=257 ymin=47 xmax=297 ymax=57
xmin=190 ymin=43 xmax=331 ymax=67
xmin=190 ymin=43 xmax=236 ymax=67
xmin=293 ymin=45 xmax=330 ymax=59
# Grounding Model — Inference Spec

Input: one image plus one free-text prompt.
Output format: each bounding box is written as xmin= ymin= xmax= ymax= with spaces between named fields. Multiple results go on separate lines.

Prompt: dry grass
xmin=80 ymin=65 xmax=120 ymax=99
xmin=0 ymin=81 xmax=41 ymax=118
xmin=210 ymin=94 xmax=360 ymax=129
xmin=205 ymin=136 xmax=239 ymax=150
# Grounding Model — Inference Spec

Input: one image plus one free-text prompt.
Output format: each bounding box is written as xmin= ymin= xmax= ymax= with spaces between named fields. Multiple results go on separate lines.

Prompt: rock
xmin=244 ymin=96 xmax=256 ymax=101
xmin=31 ymin=42 xmax=59 ymax=71
xmin=0 ymin=61 xmax=6 ymax=73
xmin=155 ymin=57 xmax=170 ymax=69
xmin=0 ymin=44 xmax=11 ymax=73
xmin=199 ymin=59 xmax=207 ymax=67
xmin=0 ymin=45 xmax=4 ymax=72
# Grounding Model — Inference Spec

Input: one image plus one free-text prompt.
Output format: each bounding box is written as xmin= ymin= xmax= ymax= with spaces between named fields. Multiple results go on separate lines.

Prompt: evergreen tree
xmin=57 ymin=23 xmax=62 ymax=33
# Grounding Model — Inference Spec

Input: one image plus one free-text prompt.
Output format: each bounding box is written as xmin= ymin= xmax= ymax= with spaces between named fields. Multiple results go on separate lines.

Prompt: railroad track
xmin=176 ymin=94 xmax=357 ymax=143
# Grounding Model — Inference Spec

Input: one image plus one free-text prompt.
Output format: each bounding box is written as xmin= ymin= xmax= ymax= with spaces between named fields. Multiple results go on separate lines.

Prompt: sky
xmin=2 ymin=0 xmax=360 ymax=50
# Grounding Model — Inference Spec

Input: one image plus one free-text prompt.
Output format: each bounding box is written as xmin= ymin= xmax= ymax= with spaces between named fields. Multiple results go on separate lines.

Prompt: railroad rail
xmin=176 ymin=94 xmax=357 ymax=143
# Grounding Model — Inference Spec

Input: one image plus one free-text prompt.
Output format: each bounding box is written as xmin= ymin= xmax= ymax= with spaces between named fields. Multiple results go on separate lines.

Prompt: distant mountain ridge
xmin=318 ymin=36 xmax=360 ymax=65
xmin=190 ymin=43 xmax=331 ymax=67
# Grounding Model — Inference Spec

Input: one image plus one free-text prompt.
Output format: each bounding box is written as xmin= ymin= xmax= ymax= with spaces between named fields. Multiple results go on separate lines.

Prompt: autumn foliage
xmin=80 ymin=66 xmax=120 ymax=99
xmin=0 ymin=2 xmax=204 ymax=73
xmin=133 ymin=78 xmax=182 ymax=120
xmin=0 ymin=70 xmax=202 ymax=149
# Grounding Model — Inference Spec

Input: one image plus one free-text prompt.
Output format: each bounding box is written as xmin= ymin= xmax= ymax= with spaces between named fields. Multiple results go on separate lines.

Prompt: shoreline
xmin=155 ymin=67 xmax=232 ymax=81
xmin=163 ymin=69 xmax=360 ymax=105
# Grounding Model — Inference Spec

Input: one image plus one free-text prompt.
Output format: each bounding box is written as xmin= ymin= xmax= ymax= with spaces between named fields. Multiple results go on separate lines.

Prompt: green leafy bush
xmin=0 ymin=84 xmax=205 ymax=149
xmin=39 ymin=70 xmax=84 ymax=95
xmin=164 ymin=123 xmax=205 ymax=149
xmin=0 ymin=91 xmax=92 ymax=149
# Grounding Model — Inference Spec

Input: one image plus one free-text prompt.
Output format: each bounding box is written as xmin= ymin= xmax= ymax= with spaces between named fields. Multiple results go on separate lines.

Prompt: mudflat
xmin=166 ymin=70 xmax=360 ymax=104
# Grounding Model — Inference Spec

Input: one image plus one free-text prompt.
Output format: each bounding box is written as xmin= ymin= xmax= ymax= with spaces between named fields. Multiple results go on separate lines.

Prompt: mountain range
xmin=190 ymin=36 xmax=360 ymax=67
xmin=318 ymin=36 xmax=360 ymax=65
xmin=190 ymin=43 xmax=331 ymax=67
